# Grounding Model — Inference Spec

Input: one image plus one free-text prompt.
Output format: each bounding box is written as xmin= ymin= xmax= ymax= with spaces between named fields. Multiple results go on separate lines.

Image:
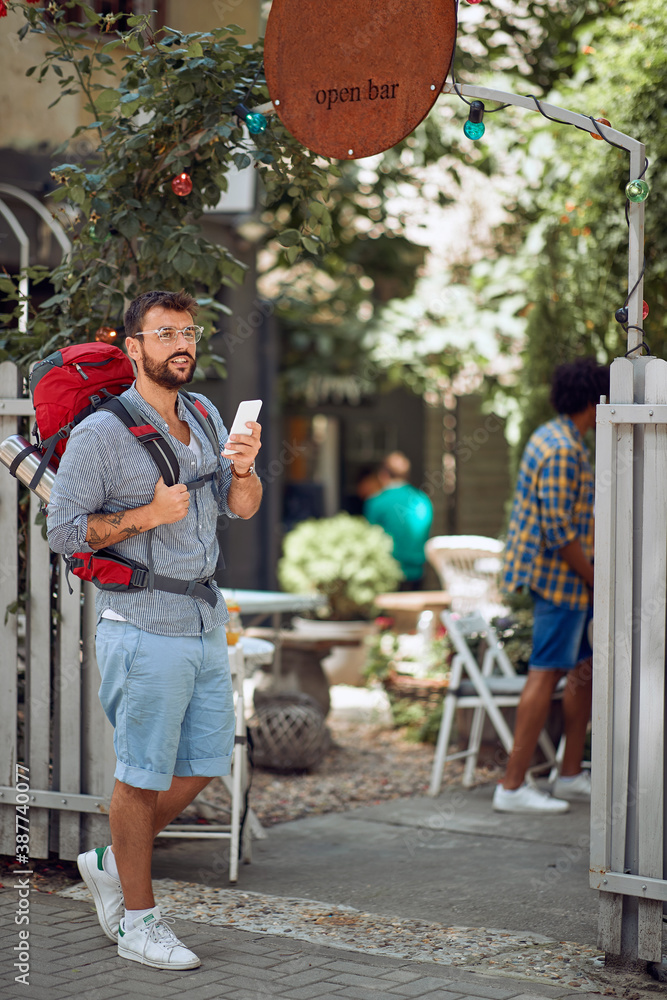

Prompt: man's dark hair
xmin=124 ymin=289 xmax=198 ymax=338
xmin=550 ymin=358 xmax=610 ymax=415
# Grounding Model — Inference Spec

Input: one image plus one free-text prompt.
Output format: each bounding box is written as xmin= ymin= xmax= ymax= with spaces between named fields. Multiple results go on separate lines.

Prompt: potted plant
xmin=277 ymin=513 xmax=403 ymax=684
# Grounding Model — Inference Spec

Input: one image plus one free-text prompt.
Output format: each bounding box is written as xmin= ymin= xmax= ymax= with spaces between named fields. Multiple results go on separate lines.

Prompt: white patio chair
xmin=156 ymin=638 xmax=271 ymax=881
xmin=425 ymin=535 xmax=507 ymax=618
xmin=429 ymin=611 xmax=562 ymax=795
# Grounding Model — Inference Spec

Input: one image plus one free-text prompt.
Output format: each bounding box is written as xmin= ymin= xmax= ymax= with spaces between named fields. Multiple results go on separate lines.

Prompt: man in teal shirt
xmin=363 ymin=452 xmax=433 ymax=589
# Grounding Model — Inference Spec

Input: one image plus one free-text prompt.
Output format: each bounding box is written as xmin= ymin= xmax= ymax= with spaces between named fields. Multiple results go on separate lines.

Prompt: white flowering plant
xmin=277 ymin=512 xmax=402 ymax=621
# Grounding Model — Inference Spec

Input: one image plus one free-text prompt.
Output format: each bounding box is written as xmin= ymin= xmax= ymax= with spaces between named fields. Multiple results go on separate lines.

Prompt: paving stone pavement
xmin=0 ymin=889 xmax=654 ymax=1000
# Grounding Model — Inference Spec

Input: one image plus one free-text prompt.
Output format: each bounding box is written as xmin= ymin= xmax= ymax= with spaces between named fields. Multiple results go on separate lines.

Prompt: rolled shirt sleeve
xmin=46 ymin=422 xmax=114 ymax=556
xmin=537 ymin=446 xmax=580 ymax=551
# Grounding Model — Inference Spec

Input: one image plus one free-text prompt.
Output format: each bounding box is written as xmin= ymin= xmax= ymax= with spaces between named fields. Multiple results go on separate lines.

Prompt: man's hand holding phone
xmin=223 ymin=399 xmax=262 ymax=476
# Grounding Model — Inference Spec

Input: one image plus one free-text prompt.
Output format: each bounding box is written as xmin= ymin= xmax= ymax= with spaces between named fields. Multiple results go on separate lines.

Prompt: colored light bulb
xmin=245 ymin=112 xmax=267 ymax=135
xmin=466 ymin=0 xmax=483 ymax=4
xmin=463 ymin=119 xmax=485 ymax=140
xmin=95 ymin=326 xmax=118 ymax=343
xmin=643 ymin=300 xmax=649 ymax=320
xmin=625 ymin=178 xmax=649 ymax=203
xmin=590 ymin=118 xmax=611 ymax=140
xmin=171 ymin=172 xmax=193 ymax=197
xmin=88 ymin=224 xmax=107 ymax=244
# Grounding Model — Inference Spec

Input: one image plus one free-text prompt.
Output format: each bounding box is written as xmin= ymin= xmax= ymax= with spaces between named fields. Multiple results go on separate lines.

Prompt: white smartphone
xmin=223 ymin=399 xmax=262 ymax=456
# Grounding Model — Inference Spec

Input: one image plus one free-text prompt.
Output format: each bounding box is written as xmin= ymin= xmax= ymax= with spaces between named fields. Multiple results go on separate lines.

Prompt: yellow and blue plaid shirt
xmin=502 ymin=415 xmax=594 ymax=610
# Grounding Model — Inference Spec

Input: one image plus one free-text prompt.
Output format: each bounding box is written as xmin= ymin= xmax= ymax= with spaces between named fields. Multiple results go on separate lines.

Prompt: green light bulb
xmin=245 ymin=112 xmax=267 ymax=135
xmin=463 ymin=119 xmax=485 ymax=141
xmin=625 ymin=178 xmax=649 ymax=203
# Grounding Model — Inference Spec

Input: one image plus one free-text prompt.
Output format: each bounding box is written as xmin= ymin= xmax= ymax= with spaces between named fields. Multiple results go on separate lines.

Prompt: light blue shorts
xmin=529 ymin=591 xmax=593 ymax=672
xmin=95 ymin=620 xmax=235 ymax=791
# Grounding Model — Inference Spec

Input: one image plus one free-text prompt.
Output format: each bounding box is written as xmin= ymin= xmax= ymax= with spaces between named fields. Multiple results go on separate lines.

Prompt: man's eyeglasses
xmin=135 ymin=326 xmax=203 ymax=344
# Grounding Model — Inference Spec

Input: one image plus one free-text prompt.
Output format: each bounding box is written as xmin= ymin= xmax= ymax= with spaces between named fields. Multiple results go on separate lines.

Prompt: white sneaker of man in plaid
xmin=493 ymin=782 xmax=570 ymax=814
xmin=76 ymin=846 xmax=124 ymax=941
xmin=552 ymin=770 xmax=591 ymax=801
xmin=118 ymin=907 xmax=201 ymax=969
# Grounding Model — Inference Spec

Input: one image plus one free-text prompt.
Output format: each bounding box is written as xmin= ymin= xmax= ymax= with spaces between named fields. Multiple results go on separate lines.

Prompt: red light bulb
xmin=171 ymin=172 xmax=193 ymax=197
xmin=590 ymin=118 xmax=611 ymax=140
xmin=466 ymin=0 xmax=483 ymax=3
xmin=95 ymin=326 xmax=118 ymax=343
xmin=643 ymin=300 xmax=649 ymax=320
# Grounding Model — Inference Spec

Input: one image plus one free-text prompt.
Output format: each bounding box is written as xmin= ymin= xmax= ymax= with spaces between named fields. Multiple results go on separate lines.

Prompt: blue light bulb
xmin=245 ymin=112 xmax=267 ymax=135
xmin=463 ymin=119 xmax=485 ymax=140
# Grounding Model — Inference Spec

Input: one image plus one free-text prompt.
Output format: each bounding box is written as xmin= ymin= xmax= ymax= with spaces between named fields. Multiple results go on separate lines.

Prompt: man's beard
xmin=139 ymin=350 xmax=196 ymax=389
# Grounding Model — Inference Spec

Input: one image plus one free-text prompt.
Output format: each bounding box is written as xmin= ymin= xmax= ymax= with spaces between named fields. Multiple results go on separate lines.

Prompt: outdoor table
xmin=374 ymin=590 xmax=451 ymax=633
xmin=221 ymin=589 xmax=327 ymax=676
xmin=220 ymin=588 xmax=327 ymax=628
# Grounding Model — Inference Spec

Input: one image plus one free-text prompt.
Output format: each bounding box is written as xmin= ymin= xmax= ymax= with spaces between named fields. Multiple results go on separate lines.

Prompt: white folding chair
xmin=156 ymin=639 xmax=269 ymax=882
xmin=429 ymin=611 xmax=561 ymax=795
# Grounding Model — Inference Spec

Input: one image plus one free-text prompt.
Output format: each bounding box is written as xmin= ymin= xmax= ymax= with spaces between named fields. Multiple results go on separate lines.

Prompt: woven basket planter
xmin=383 ymin=668 xmax=449 ymax=709
xmin=249 ymin=692 xmax=331 ymax=772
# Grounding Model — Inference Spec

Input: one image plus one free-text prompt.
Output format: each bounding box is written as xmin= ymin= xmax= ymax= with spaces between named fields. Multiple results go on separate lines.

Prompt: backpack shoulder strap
xmin=179 ymin=391 xmax=221 ymax=457
xmin=99 ymin=396 xmax=181 ymax=487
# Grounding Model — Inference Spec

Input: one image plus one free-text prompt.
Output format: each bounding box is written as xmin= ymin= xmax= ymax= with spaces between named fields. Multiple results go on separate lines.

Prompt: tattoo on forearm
xmin=120 ymin=524 xmax=142 ymax=540
xmin=87 ymin=512 xmax=145 ymax=548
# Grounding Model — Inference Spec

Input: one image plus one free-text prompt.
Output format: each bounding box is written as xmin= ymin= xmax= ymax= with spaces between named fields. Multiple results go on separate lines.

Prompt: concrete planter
xmin=291 ymin=617 xmax=377 ymax=686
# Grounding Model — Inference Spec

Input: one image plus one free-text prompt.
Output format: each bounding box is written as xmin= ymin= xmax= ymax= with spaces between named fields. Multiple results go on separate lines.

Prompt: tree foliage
xmin=0 ymin=1 xmax=334 ymax=373
xmin=494 ymin=0 xmax=666 ymax=455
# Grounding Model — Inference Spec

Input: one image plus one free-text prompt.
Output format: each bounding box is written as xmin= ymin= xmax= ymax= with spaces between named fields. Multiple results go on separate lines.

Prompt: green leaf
xmin=285 ymin=245 xmax=300 ymax=265
xmin=186 ymin=41 xmax=204 ymax=58
xmin=177 ymin=84 xmax=195 ymax=103
xmin=120 ymin=99 xmax=141 ymax=117
xmin=95 ymin=89 xmax=121 ymax=112
xmin=173 ymin=250 xmax=194 ymax=275
xmin=117 ymin=214 xmax=140 ymax=239
xmin=277 ymin=229 xmax=300 ymax=248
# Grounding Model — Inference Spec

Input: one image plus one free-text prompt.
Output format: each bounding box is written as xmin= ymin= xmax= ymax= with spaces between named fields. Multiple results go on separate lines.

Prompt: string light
xmin=625 ymin=178 xmax=649 ymax=203
xmin=589 ymin=118 xmax=611 ymax=140
xmin=234 ymin=103 xmax=268 ymax=135
xmin=171 ymin=172 xmax=193 ymax=196
xmin=463 ymin=100 xmax=485 ymax=140
xmin=95 ymin=326 xmax=118 ymax=343
xmin=643 ymin=300 xmax=649 ymax=320
xmin=453 ymin=81 xmax=651 ymax=334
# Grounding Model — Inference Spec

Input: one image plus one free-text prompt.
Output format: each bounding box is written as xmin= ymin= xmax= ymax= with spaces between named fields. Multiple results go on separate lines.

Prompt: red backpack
xmin=24 ymin=342 xmax=221 ymax=605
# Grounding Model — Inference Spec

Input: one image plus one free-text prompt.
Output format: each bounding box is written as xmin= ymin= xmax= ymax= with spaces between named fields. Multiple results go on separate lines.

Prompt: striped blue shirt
xmin=46 ymin=384 xmax=238 ymax=636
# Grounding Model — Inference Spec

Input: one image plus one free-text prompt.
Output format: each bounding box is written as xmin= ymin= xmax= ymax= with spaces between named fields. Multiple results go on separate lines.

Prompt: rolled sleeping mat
xmin=0 ymin=434 xmax=56 ymax=502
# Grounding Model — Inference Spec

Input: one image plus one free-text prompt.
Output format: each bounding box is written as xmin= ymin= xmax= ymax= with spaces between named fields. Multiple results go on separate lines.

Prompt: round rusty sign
xmin=264 ymin=0 xmax=457 ymax=160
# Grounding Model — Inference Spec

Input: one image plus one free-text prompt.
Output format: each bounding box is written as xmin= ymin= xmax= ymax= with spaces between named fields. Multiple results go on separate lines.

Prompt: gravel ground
xmin=181 ymin=714 xmax=496 ymax=828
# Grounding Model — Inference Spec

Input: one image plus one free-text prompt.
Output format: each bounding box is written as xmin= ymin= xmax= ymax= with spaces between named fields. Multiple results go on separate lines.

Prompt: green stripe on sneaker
xmin=94 ymin=846 xmax=107 ymax=871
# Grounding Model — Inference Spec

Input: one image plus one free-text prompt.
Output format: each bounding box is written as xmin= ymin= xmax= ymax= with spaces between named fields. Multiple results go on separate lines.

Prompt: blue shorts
xmin=529 ymin=591 xmax=593 ymax=672
xmin=95 ymin=620 xmax=235 ymax=791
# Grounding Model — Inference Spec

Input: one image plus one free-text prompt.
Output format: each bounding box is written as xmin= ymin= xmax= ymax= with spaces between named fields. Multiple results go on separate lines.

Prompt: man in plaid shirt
xmin=495 ymin=358 xmax=609 ymax=814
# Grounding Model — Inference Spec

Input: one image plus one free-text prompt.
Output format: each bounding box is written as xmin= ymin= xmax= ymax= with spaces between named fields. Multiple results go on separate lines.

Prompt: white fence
xmin=0 ymin=361 xmax=114 ymax=861
xmin=591 ymin=355 xmax=667 ymax=963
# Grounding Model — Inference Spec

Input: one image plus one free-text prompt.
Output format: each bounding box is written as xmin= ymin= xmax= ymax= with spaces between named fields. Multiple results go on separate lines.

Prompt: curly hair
xmin=550 ymin=358 xmax=610 ymax=415
xmin=124 ymin=289 xmax=198 ymax=338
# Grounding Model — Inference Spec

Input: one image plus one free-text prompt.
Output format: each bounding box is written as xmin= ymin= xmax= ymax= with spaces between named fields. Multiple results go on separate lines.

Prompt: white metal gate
xmin=0 ymin=365 xmax=115 ymax=861
xmin=591 ymin=355 xmax=667 ymax=964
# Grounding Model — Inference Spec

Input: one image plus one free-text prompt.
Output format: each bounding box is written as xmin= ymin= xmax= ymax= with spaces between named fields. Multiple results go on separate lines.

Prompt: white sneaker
xmin=118 ymin=909 xmax=201 ymax=970
xmin=493 ymin=782 xmax=570 ymax=814
xmin=77 ymin=846 xmax=124 ymax=941
xmin=553 ymin=770 xmax=591 ymax=801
